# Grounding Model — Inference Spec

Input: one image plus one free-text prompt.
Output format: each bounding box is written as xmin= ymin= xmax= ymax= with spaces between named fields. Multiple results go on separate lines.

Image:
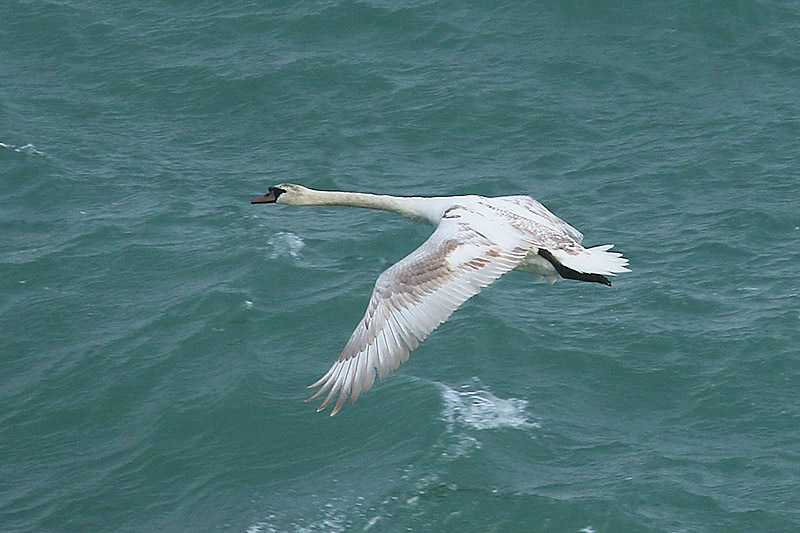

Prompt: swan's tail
xmin=541 ymin=245 xmax=630 ymax=286
xmin=557 ymin=244 xmax=630 ymax=275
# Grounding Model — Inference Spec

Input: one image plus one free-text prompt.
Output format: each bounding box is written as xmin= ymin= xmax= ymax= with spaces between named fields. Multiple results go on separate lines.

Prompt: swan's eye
xmin=268 ymin=186 xmax=287 ymax=199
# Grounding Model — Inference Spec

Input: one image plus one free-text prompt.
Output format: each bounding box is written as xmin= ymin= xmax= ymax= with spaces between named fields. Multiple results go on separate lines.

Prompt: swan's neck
xmin=287 ymin=189 xmax=449 ymax=224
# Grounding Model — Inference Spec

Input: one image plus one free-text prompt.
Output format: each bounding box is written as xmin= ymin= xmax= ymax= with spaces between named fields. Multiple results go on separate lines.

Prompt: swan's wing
xmin=308 ymin=205 xmax=533 ymax=415
xmin=500 ymin=196 xmax=584 ymax=244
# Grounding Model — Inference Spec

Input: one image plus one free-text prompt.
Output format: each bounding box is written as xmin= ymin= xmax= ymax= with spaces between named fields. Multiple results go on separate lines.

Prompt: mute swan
xmin=252 ymin=184 xmax=629 ymax=415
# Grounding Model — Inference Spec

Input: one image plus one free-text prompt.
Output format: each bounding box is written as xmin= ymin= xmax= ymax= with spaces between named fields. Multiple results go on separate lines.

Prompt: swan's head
xmin=251 ymin=183 xmax=313 ymax=206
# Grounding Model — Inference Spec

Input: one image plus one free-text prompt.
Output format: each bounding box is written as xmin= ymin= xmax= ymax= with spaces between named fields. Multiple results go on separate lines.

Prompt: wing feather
xmin=309 ymin=205 xmax=533 ymax=415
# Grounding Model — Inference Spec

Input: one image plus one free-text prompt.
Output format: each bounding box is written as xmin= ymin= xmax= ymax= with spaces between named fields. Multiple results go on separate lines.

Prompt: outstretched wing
xmin=308 ymin=205 xmax=533 ymax=415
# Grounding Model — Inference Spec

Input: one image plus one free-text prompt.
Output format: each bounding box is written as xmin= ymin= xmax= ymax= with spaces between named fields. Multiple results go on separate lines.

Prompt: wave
xmin=0 ymin=141 xmax=44 ymax=155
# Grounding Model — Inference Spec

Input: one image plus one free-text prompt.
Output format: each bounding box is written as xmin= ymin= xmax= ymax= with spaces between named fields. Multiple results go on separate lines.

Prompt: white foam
xmin=438 ymin=381 xmax=538 ymax=431
xmin=17 ymin=143 xmax=43 ymax=155
xmin=363 ymin=515 xmax=382 ymax=530
xmin=434 ymin=380 xmax=539 ymax=460
xmin=248 ymin=502 xmax=348 ymax=533
xmin=246 ymin=521 xmax=277 ymax=533
xmin=0 ymin=141 xmax=44 ymax=155
xmin=267 ymin=232 xmax=306 ymax=259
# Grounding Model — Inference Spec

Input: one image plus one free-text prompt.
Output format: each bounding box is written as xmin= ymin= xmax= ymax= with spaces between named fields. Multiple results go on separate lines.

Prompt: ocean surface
xmin=2 ymin=1 xmax=799 ymax=531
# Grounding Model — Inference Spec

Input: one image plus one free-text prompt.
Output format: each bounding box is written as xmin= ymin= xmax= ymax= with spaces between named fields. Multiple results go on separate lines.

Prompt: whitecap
xmin=16 ymin=143 xmax=44 ymax=155
xmin=0 ymin=141 xmax=44 ymax=155
xmin=267 ymin=231 xmax=305 ymax=259
xmin=438 ymin=380 xmax=538 ymax=431
xmin=434 ymin=379 xmax=539 ymax=460
xmin=363 ymin=515 xmax=382 ymax=530
xmin=247 ymin=501 xmax=348 ymax=533
xmin=246 ymin=521 xmax=277 ymax=533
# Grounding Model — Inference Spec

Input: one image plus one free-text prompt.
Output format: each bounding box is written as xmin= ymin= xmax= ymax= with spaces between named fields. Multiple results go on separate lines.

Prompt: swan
xmin=252 ymin=184 xmax=629 ymax=415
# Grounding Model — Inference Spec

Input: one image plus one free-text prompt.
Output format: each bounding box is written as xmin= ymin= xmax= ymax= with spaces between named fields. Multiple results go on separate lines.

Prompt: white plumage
xmin=251 ymin=184 xmax=630 ymax=415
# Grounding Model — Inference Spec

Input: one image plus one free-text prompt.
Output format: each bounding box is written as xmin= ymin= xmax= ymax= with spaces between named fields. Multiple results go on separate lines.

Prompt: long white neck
xmin=286 ymin=187 xmax=454 ymax=225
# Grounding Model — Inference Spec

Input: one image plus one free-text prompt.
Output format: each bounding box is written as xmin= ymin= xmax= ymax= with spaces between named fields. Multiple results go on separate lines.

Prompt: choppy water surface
xmin=2 ymin=1 xmax=799 ymax=531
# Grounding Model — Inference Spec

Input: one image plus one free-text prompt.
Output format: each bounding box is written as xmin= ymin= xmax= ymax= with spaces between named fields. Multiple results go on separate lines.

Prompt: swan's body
xmin=252 ymin=184 xmax=629 ymax=415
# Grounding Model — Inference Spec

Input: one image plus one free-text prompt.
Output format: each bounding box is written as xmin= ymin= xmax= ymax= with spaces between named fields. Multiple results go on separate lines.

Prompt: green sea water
xmin=2 ymin=1 xmax=800 ymax=531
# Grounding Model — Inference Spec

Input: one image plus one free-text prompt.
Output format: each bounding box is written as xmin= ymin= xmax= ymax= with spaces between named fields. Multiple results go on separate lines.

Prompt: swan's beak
xmin=251 ymin=191 xmax=278 ymax=204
